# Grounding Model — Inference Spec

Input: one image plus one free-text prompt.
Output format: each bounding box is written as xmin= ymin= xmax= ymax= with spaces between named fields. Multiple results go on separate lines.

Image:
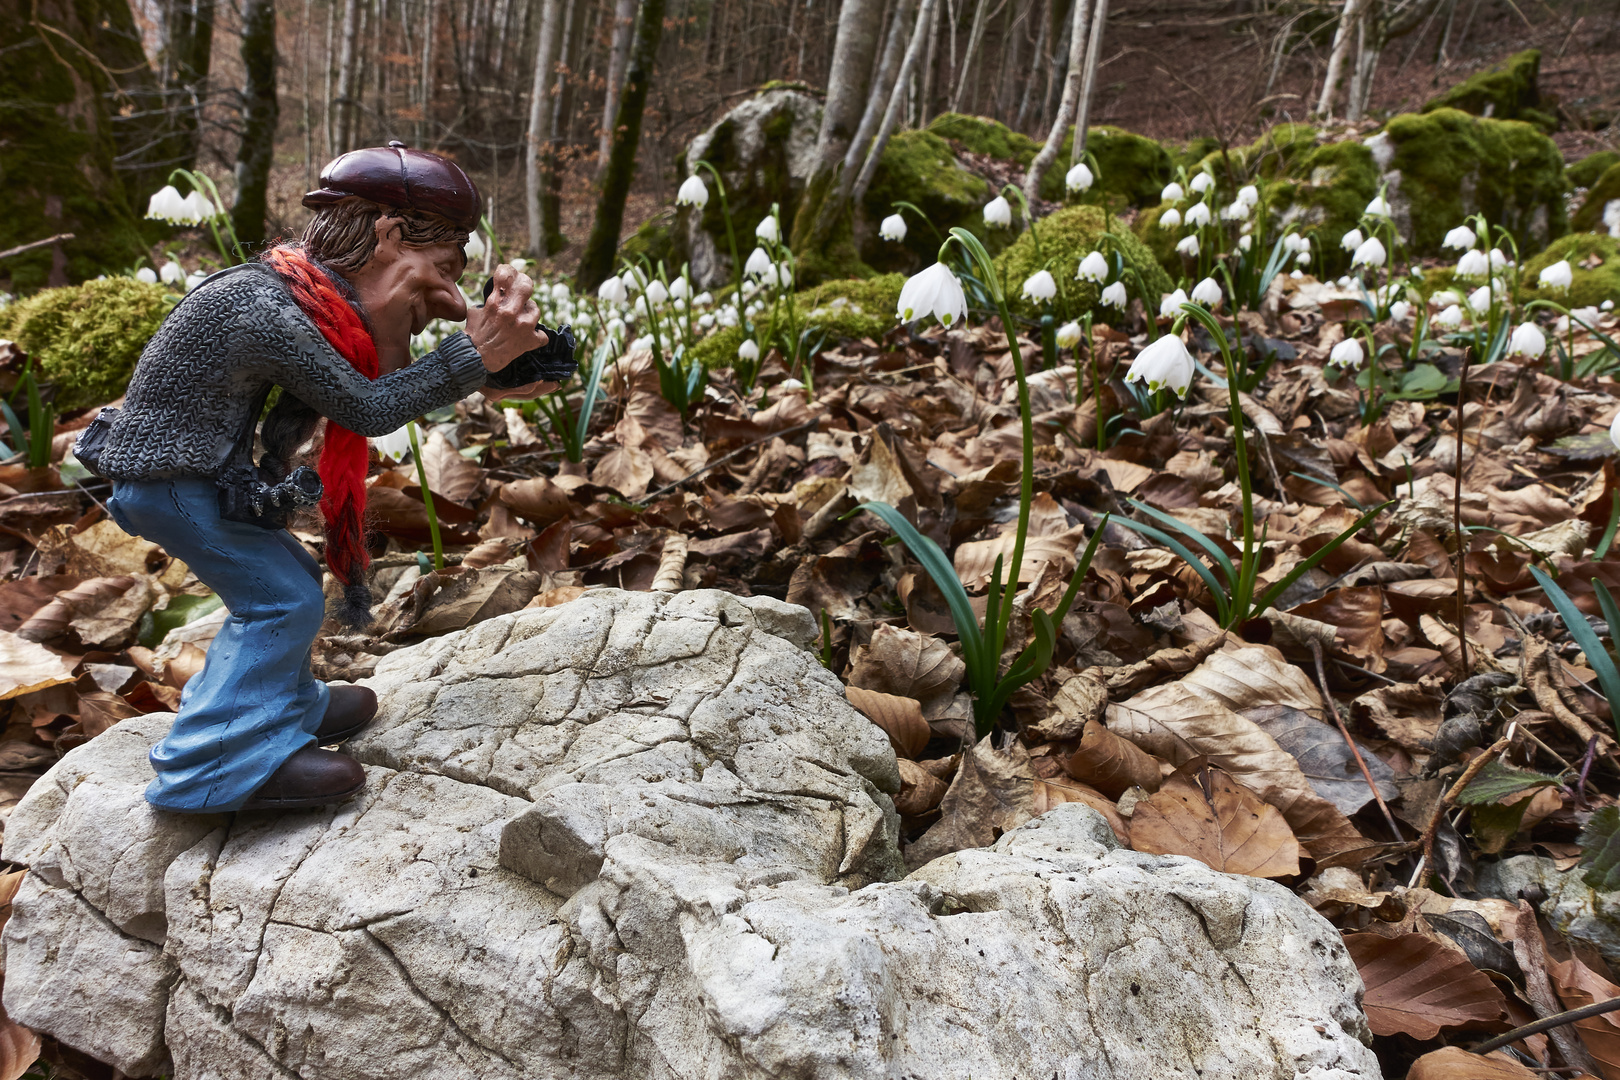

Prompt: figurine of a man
xmin=90 ymin=144 xmax=554 ymax=813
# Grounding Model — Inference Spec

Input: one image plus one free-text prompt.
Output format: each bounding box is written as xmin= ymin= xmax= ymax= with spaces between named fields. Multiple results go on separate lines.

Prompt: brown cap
xmin=302 ymin=141 xmax=481 ymax=232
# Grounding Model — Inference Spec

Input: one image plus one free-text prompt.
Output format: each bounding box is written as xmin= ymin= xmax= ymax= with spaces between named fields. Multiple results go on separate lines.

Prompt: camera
xmin=479 ymin=278 xmax=578 ymax=389
xmin=217 ymin=465 xmax=324 ymax=531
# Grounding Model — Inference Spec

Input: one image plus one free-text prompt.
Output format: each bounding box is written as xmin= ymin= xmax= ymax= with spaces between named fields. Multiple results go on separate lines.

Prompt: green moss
xmin=1175 ymin=137 xmax=1223 ymax=171
xmin=1521 ymin=233 xmax=1620 ymax=310
xmin=1065 ymin=126 xmax=1174 ymax=208
xmin=995 ymin=205 xmax=1172 ymax=320
xmin=1570 ymin=152 xmax=1620 ymax=191
xmin=863 ymin=129 xmax=994 ymax=270
xmin=689 ymin=324 xmax=748 ymax=370
xmin=620 ymin=210 xmax=677 ymax=270
xmin=1266 ymin=139 xmax=1379 ymax=274
xmin=797 ymin=274 xmax=904 ymax=340
xmin=1424 ymin=49 xmax=1542 ymax=122
xmin=0 ymin=277 xmax=168 ymax=410
xmin=1573 ymin=163 xmax=1620 ymax=234
xmin=1132 ymin=203 xmax=1183 ymax=279
xmin=926 ymin=113 xmax=1041 ymax=165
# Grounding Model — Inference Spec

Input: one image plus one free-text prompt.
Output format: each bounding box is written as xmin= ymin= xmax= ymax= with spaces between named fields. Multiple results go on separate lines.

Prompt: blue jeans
xmin=108 ymin=478 xmax=330 ymax=812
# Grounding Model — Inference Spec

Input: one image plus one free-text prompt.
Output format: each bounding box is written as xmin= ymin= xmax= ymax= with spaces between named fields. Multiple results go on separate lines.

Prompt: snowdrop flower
xmin=1190 ymin=172 xmax=1214 ymax=194
xmin=598 ymin=276 xmax=627 ymax=303
xmin=676 ymin=174 xmax=709 ymax=208
xmin=879 ymin=214 xmax=907 ymax=242
xmin=1364 ymin=195 xmax=1392 ymax=218
xmin=1456 ymin=249 xmax=1489 ymax=277
xmin=755 ymin=216 xmax=779 ymax=244
xmin=1467 ymin=285 xmax=1493 ymax=314
xmin=1337 ymin=276 xmax=1353 ymax=288
xmin=744 ymin=246 xmax=773 ymax=278
xmin=373 ymin=424 xmax=419 ymax=462
xmin=1055 ymin=321 xmax=1082 ymax=349
xmin=737 ymin=339 xmax=761 ymax=362
xmin=1429 ymin=289 xmax=1460 ymax=309
xmin=1296 ymin=251 xmax=1312 ymax=267
xmin=644 ymin=280 xmax=670 ymax=305
xmin=983 ymin=196 xmax=1013 ymax=228
xmin=1021 ymin=269 xmax=1057 ymax=303
xmin=1159 ymin=288 xmax=1189 ymax=318
xmin=1237 ymin=184 xmax=1259 ymax=208
xmin=135 ymin=266 xmax=158 ymax=284
xmin=693 ymin=291 xmax=712 ymax=307
xmin=1489 ymin=248 xmax=1510 ymax=270
xmin=1066 ymin=163 xmax=1094 ymax=193
xmin=777 ymin=377 xmax=806 ymax=394
xmin=698 ymin=313 xmax=715 ymax=329
xmin=508 ymin=257 xmax=530 ymax=274
xmin=607 ymin=316 xmax=626 ymax=337
xmin=1388 ymin=300 xmax=1411 ymax=323
xmin=1222 ymin=200 xmax=1250 ymax=222
xmin=1434 ymin=304 xmax=1464 ymax=329
xmin=1556 ymin=306 xmax=1601 ymax=333
xmin=716 ymin=309 xmax=738 ymax=328
xmin=1190 ymin=277 xmax=1223 ymax=307
xmin=1283 ymin=233 xmax=1302 ymax=253
xmin=551 ymin=282 xmax=571 ymax=301
xmin=159 ymin=260 xmax=185 ymax=286
xmin=1328 ymin=337 xmax=1365 ymax=369
xmin=1176 ymin=234 xmax=1200 ymax=258
xmin=1159 ymin=207 xmax=1183 ymax=230
xmin=1125 ymin=334 xmax=1196 ymax=397
xmin=896 ymin=262 xmax=967 ymax=327
xmin=1351 ymin=236 xmax=1386 ymax=269
xmin=1539 ymin=260 xmax=1573 ymax=291
xmin=1101 ymin=281 xmax=1128 ymax=309
xmin=1341 ymin=228 xmax=1364 ymax=252
xmin=182 ymin=190 xmax=216 ymax=224
xmin=1162 ymin=182 xmax=1185 ymax=202
xmin=185 ymin=270 xmax=207 ymax=292
xmin=765 ymin=263 xmax=793 ymax=290
xmin=1238 ymin=235 xmax=1253 ymax=253
xmin=1442 ymin=225 xmax=1476 ymax=251
xmin=668 ymin=278 xmax=689 ymax=300
xmin=1184 ymin=201 xmax=1211 ymax=228
xmin=1605 ymin=300 xmax=1616 ymax=311
xmin=463 ymin=231 xmax=486 ymax=262
xmin=629 ymin=335 xmax=654 ymax=352
xmin=146 ymin=185 xmax=187 ymax=222
xmin=1298 ymin=236 xmax=1311 ymax=252
xmin=634 ymin=296 xmax=650 ymax=318
xmin=1077 ymin=251 xmax=1109 ymax=283
xmin=1611 ymin=410 xmax=1620 ymax=454
xmin=1507 ymin=322 xmax=1546 ymax=359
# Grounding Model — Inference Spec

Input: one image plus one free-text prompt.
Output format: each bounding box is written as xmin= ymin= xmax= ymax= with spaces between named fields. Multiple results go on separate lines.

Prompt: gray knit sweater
xmin=97 ymin=261 xmax=489 ymax=480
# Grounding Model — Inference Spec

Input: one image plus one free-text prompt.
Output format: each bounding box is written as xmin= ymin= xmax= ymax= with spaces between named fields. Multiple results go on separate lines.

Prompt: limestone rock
xmin=3 ymin=588 xmax=1380 ymax=1079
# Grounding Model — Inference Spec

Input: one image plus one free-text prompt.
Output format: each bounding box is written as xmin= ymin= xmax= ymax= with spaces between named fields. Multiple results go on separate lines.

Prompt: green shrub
xmin=1521 ymin=233 xmax=1620 ymax=310
xmin=1573 ymin=163 xmax=1620 ymax=234
xmin=996 ymin=205 xmax=1172 ymax=319
xmin=0 ymin=277 xmax=168 ymax=411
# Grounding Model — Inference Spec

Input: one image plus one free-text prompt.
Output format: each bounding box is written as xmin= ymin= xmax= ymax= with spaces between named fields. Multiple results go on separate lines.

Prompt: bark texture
xmin=232 ymin=0 xmax=279 ymax=248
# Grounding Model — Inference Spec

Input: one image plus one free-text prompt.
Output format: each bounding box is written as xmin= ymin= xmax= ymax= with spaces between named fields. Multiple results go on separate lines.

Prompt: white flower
xmin=634 ymin=296 xmax=650 ymax=318
xmin=1507 ymin=322 xmax=1546 ymax=359
xmin=145 ymin=185 xmax=187 ymax=222
xmin=983 ymin=196 xmax=1013 ymax=228
xmin=1065 ymin=163 xmax=1094 ymax=193
xmin=755 ymin=216 xmax=779 ymax=244
xmin=1364 ymin=195 xmax=1392 ymax=218
xmin=693 ymin=291 xmax=712 ymax=307
xmin=1237 ymin=184 xmax=1259 ymax=208
xmin=778 ymin=377 xmax=806 ymax=393
xmin=1283 ymin=233 xmax=1302 ymax=253
xmin=896 ymin=262 xmax=967 ymax=327
xmin=1159 ymin=207 xmax=1183 ymax=230
xmin=1298 ymin=237 xmax=1311 ymax=252
xmin=1222 ymin=200 xmax=1250 ymax=221
xmin=737 ymin=339 xmax=761 ymax=362
xmin=1489 ymin=248 xmax=1509 ymax=270
xmin=463 ymin=231 xmax=486 ymax=262
xmin=1190 ymin=172 xmax=1214 ymax=194
xmin=607 ymin=316 xmax=626 ymax=337
xmin=1606 ymin=300 xmax=1616 ymax=311
xmin=181 ymin=190 xmax=216 ymax=224
xmin=1434 ymin=304 xmax=1464 ymax=329
xmin=1050 ymin=321 xmax=1081 ymax=350
xmin=1429 ymin=289 xmax=1460 ymax=309
xmin=551 ymin=282 xmax=571 ymax=301
xmin=508 ymin=257 xmax=530 ymax=273
xmin=763 ymin=263 xmax=793 ymax=290
xmin=185 ymin=270 xmax=207 ymax=292
xmin=744 ymin=246 xmax=773 ymax=278
xmin=1351 ymin=236 xmax=1386 ymax=269
xmin=1467 ymin=285 xmax=1493 ymax=314
xmin=1077 ymin=251 xmax=1109 ymax=283
xmin=1159 ymin=288 xmax=1189 ymax=318
xmin=1125 ymin=334 xmax=1196 ymax=397
xmin=373 ymin=424 xmax=419 ymax=462
xmin=1341 ymin=228 xmax=1364 ymax=252
xmin=645 ymin=280 xmax=670 ymax=305
xmin=1442 ymin=225 xmax=1476 ymax=251
xmin=629 ymin=335 xmax=653 ymax=352
xmin=1456 ymin=249 xmax=1489 ymax=277
xmin=1190 ymin=277 xmax=1222 ymax=307
xmin=1557 ymin=306 xmax=1601 ymax=333
xmin=1184 ymin=201 xmax=1212 ymax=228
xmin=1296 ymin=252 xmax=1312 ymax=267
xmin=1162 ymin=182 xmax=1185 ymax=202
xmin=1388 ymin=300 xmax=1411 ymax=323
xmin=1539 ymin=260 xmax=1573 ymax=291
xmin=159 ymin=260 xmax=186 ymax=285
xmin=698 ymin=313 xmax=715 ymax=329
xmin=1611 ymin=410 xmax=1620 ymax=454
xmin=1101 ymin=281 xmax=1128 ymax=309
xmin=1021 ymin=269 xmax=1057 ymax=303
xmin=1291 ymin=269 xmax=1304 ymax=279
xmin=1176 ymin=234 xmax=1200 ymax=257
xmin=879 ymin=214 xmax=908 ymax=242
xmin=1238 ymin=235 xmax=1253 ymax=253
xmin=1328 ymin=337 xmax=1365 ymax=369
xmin=676 ymin=174 xmax=710 ymax=208
xmin=135 ymin=266 xmax=158 ymax=284
xmin=598 ymin=275 xmax=628 ymax=303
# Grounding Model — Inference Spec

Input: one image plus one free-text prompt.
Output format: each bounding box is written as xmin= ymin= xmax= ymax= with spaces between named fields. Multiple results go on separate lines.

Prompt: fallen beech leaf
xmin=894 ymin=758 xmax=948 ymax=816
xmin=1405 ymin=1047 xmax=1539 ymax=1080
xmin=1548 ymin=952 xmax=1620 ymax=1074
xmin=1345 ymin=931 xmax=1507 ymax=1039
xmin=0 ymin=575 xmax=80 ymax=634
xmin=1129 ymin=763 xmax=1303 ymax=879
xmin=1027 ymin=669 xmax=1108 ymax=741
xmin=591 ymin=445 xmax=655 ymax=499
xmin=953 ymin=529 xmax=1085 ymax=589
xmin=848 ymin=625 xmax=965 ymax=715
xmin=846 ymin=685 xmax=930 ymax=759
xmin=500 ymin=477 xmax=576 ymax=528
xmin=1179 ymin=645 xmax=1324 ymax=715
xmin=0 ymin=631 xmax=76 ymax=700
xmin=1247 ymin=704 xmax=1398 ymax=816
xmin=165 ymin=642 xmax=208 ymax=690
xmin=420 ymin=429 xmax=483 ymax=505
xmin=906 ymin=736 xmax=1041 ymax=866
xmin=1030 ymin=776 xmax=1130 ymax=845
xmin=1352 ymin=678 xmax=1447 ymax=752
xmin=1064 ymin=719 xmax=1162 ymax=798
xmin=0 ymin=981 xmax=40 ymax=1080
xmin=36 ymin=519 xmax=165 ymax=578
xmin=16 ymin=575 xmax=137 ymax=642
xmin=75 ymin=690 xmax=143 ymax=738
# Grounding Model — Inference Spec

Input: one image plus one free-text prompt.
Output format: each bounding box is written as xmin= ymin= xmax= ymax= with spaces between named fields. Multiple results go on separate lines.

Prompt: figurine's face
xmin=343 ymin=216 xmax=468 ymax=352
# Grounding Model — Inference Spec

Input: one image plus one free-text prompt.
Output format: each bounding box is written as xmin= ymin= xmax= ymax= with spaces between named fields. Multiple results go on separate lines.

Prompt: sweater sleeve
xmin=236 ymin=273 xmax=490 ymax=438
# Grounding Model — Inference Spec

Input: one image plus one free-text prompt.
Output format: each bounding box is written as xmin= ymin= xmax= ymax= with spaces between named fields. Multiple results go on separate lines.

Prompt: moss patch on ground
xmin=1570 ymin=152 xmax=1620 ymax=192
xmin=1521 ymin=233 xmax=1620 ymax=310
xmin=1573 ymin=163 xmax=1620 ymax=235
xmin=995 ymin=205 xmax=1171 ymax=321
xmin=0 ymin=277 xmax=169 ymax=410
xmin=1424 ymin=49 xmax=1544 ymax=124
xmin=797 ymin=274 xmax=904 ymax=340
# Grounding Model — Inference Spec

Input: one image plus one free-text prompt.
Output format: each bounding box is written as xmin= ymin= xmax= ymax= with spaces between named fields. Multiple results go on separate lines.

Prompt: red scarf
xmin=266 ymin=246 xmax=376 ymax=622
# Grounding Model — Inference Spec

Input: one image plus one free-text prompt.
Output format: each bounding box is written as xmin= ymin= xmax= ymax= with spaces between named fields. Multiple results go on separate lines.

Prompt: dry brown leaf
xmin=1029 ymin=776 xmax=1131 ymax=844
xmin=953 ymin=529 xmax=1084 ymax=589
xmin=1026 ymin=669 xmax=1108 ymax=741
xmin=591 ymin=445 xmax=655 ymax=500
xmin=906 ymin=736 xmax=1041 ymax=867
xmin=846 ymin=685 xmax=930 ymax=759
xmin=847 ymin=625 xmax=965 ymax=715
xmin=1352 ymin=678 xmax=1447 ymax=753
xmin=1549 ymin=952 xmax=1620 ymax=1075
xmin=420 ymin=429 xmax=483 ymax=505
xmin=1064 ymin=719 xmax=1163 ymax=798
xmin=1406 ymin=1047 xmax=1540 ymax=1080
xmin=0 ymin=984 xmax=39 ymax=1080
xmin=1345 ymin=931 xmax=1508 ymax=1039
xmin=16 ymin=575 xmax=138 ymax=642
xmin=75 ymin=690 xmax=143 ymax=738
xmin=894 ymin=758 xmax=948 ymax=816
xmin=499 ymin=477 xmax=576 ymax=527
xmin=0 ymin=631 xmax=76 ymax=700
xmin=69 ymin=575 xmax=155 ymax=648
xmin=387 ymin=566 xmax=546 ymax=640
xmin=1178 ymin=645 xmax=1324 ymax=715
xmin=165 ymin=642 xmax=208 ymax=689
xmin=1128 ymin=763 xmax=1303 ymax=879
xmin=36 ymin=519 xmax=165 ymax=578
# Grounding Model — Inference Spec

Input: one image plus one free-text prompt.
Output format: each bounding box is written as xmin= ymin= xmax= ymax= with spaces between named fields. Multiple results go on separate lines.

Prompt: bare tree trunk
xmin=418 ymin=0 xmax=436 ymax=143
xmin=540 ymin=0 xmax=587 ymax=253
xmin=526 ymin=0 xmax=564 ymax=256
xmin=853 ymin=0 xmax=937 ymax=206
xmin=918 ymin=0 xmax=940 ymax=125
xmin=1040 ymin=0 xmax=1071 ymax=132
xmin=598 ymin=0 xmax=637 ymax=173
xmin=1070 ymin=0 xmax=1107 ymax=164
xmin=303 ymin=0 xmax=315 ymax=185
xmin=1023 ymin=0 xmax=1089 ymax=203
xmin=839 ymin=0 xmax=915 ymax=199
xmin=948 ymin=0 xmax=990 ymax=113
xmin=233 ymin=0 xmax=279 ymax=247
xmin=1015 ymin=0 xmax=1047 ymax=130
xmin=334 ymin=0 xmax=361 ymax=149
xmin=1315 ymin=0 xmax=1362 ymax=118
xmin=325 ymin=0 xmax=337 ymax=156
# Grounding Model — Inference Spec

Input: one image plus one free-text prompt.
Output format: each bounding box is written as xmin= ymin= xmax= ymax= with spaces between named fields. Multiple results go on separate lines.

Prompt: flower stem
xmin=406 ymin=423 xmax=444 ymax=571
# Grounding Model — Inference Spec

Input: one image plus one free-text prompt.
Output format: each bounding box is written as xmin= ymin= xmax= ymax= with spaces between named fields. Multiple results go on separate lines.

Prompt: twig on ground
xmin=1309 ymin=640 xmax=1402 ymax=841
xmin=1510 ymin=901 xmax=1602 ymax=1076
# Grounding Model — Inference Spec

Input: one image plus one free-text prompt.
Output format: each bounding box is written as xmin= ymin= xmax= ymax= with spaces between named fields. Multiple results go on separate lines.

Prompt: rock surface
xmin=3 ymin=588 xmax=1381 ymax=1079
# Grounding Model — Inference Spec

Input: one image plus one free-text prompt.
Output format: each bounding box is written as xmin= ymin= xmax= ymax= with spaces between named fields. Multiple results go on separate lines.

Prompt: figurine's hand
xmin=484 ymin=380 xmax=560 ymax=403
xmin=465 ymin=264 xmax=548 ymax=371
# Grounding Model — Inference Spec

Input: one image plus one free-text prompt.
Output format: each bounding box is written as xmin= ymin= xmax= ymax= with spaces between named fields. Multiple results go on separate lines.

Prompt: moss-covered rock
xmin=796 ymin=274 xmax=904 ymax=340
xmin=995 ymin=205 xmax=1171 ymax=320
xmin=688 ymin=324 xmax=749 ymax=370
xmin=926 ymin=113 xmax=1041 ymax=165
xmin=620 ymin=210 xmax=678 ymax=270
xmin=1521 ymin=234 xmax=1620 ymax=310
xmin=1573 ymin=163 xmax=1620 ymax=235
xmin=0 ymin=277 xmax=168 ymax=410
xmin=1571 ymin=152 xmax=1620 ymax=192
xmin=861 ymin=129 xmax=995 ymax=270
xmin=1424 ymin=49 xmax=1543 ymax=123
xmin=925 ymin=113 xmax=1173 ymax=208
xmin=1266 ymin=139 xmax=1380 ymax=274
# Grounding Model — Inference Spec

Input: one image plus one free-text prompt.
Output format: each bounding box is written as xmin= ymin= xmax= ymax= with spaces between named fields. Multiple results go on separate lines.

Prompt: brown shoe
xmin=316 ymin=684 xmax=378 ymax=744
xmin=240 ymin=746 xmax=366 ymax=810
